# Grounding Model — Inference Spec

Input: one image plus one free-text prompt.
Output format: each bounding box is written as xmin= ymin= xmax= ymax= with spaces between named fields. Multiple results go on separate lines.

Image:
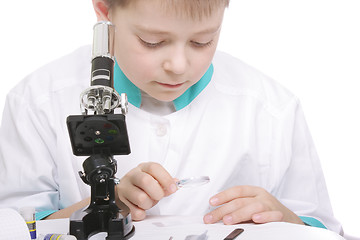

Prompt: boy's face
xmin=108 ymin=0 xmax=225 ymax=102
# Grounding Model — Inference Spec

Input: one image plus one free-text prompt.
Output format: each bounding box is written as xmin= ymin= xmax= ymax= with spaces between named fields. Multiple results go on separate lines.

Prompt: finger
xmin=139 ymin=162 xmax=177 ymax=195
xmin=252 ymin=211 xmax=284 ymax=224
xmin=210 ymin=185 xmax=263 ymax=206
xmin=118 ymin=182 xmax=155 ymax=210
xmin=223 ymin=201 xmax=267 ymax=225
xmin=204 ymin=198 xmax=251 ymax=224
xmin=116 ymin=182 xmax=155 ymax=220
xmin=121 ymin=196 xmax=147 ymax=221
xmin=131 ymin=170 xmax=167 ymax=201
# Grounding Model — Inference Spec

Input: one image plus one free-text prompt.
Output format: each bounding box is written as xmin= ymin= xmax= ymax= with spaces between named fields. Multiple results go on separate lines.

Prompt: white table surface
xmin=37 ymin=215 xmax=345 ymax=240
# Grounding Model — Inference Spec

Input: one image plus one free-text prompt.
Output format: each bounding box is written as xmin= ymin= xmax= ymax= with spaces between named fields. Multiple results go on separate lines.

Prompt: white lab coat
xmin=0 ymin=46 xmax=342 ymax=233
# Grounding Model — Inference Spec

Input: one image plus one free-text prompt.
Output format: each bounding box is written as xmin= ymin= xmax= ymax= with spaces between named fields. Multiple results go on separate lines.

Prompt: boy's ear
xmin=92 ymin=0 xmax=111 ymax=21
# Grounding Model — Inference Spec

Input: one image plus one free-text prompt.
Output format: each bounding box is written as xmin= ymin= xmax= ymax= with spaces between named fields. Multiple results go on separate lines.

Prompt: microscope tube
xmin=38 ymin=234 xmax=77 ymax=240
xmin=19 ymin=206 xmax=36 ymax=240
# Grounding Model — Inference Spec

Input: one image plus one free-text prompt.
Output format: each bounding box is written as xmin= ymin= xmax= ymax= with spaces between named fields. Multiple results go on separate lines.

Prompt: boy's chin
xmin=153 ymin=96 xmax=178 ymax=102
xmin=148 ymin=91 xmax=185 ymax=102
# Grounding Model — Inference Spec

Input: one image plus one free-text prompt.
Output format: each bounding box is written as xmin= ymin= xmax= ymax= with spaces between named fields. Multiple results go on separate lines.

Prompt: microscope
xmin=66 ymin=21 xmax=135 ymax=240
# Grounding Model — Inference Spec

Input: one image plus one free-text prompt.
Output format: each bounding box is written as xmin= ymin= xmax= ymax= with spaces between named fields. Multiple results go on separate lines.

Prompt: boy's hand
xmin=115 ymin=162 xmax=177 ymax=221
xmin=203 ymin=185 xmax=304 ymax=225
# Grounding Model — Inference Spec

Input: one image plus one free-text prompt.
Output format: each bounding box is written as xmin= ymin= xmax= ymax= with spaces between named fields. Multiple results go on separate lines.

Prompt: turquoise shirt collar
xmin=114 ymin=61 xmax=213 ymax=111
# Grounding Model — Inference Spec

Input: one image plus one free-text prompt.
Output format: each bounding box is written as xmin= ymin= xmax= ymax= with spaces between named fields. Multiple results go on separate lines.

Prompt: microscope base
xmin=70 ymin=206 xmax=135 ymax=240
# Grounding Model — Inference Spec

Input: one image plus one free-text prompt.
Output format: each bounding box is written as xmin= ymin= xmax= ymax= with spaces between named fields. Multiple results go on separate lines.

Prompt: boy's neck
xmin=140 ymin=90 xmax=176 ymax=116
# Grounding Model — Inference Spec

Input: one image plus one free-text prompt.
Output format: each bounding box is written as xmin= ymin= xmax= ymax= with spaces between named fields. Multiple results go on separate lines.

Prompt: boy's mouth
xmin=156 ymin=82 xmax=185 ymax=89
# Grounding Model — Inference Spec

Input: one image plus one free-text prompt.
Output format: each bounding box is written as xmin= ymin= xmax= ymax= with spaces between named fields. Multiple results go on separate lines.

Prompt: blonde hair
xmin=107 ymin=0 xmax=230 ymax=20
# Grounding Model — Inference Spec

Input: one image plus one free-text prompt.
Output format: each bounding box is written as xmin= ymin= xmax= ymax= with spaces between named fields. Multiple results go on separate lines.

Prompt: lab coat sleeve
xmin=0 ymin=84 xmax=60 ymax=212
xmin=274 ymin=99 xmax=342 ymax=234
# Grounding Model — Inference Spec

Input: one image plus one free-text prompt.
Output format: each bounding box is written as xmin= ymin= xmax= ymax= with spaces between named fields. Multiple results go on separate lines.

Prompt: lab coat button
xmin=156 ymin=125 xmax=167 ymax=136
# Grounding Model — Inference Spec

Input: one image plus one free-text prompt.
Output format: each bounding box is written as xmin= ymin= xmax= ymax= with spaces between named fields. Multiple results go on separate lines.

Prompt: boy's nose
xmin=163 ymin=46 xmax=188 ymax=75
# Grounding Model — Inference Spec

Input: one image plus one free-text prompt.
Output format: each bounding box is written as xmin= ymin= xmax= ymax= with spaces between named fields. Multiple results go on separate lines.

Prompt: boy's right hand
xmin=115 ymin=162 xmax=177 ymax=220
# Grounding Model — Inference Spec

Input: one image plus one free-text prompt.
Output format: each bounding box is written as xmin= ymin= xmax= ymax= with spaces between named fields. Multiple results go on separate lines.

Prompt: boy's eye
xmin=138 ymin=37 xmax=164 ymax=48
xmin=191 ymin=40 xmax=214 ymax=48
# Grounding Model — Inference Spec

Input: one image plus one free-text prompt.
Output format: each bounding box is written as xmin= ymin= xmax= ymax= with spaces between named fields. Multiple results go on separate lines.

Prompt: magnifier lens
xmin=176 ymin=176 xmax=210 ymax=188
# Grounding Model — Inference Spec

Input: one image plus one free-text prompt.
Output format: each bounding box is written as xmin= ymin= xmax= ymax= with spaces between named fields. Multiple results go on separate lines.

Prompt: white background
xmin=0 ymin=1 xmax=359 ymax=239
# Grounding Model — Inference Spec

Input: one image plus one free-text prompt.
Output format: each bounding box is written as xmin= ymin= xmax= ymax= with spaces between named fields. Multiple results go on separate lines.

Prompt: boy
xmin=0 ymin=0 xmax=342 ymax=234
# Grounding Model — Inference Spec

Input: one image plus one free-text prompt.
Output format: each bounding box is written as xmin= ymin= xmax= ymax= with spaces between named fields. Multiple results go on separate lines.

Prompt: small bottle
xmin=19 ymin=206 xmax=36 ymax=240
xmin=37 ymin=234 xmax=77 ymax=240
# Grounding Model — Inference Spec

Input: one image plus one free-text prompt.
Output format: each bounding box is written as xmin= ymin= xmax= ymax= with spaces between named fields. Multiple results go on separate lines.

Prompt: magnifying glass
xmin=176 ymin=176 xmax=210 ymax=188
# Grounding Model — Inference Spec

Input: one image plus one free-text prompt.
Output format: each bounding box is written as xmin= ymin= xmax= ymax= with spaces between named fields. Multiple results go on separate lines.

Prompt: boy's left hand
xmin=203 ymin=185 xmax=304 ymax=225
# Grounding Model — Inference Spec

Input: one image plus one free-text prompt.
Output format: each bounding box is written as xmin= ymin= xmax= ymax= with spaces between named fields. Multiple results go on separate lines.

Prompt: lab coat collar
xmin=114 ymin=61 xmax=213 ymax=111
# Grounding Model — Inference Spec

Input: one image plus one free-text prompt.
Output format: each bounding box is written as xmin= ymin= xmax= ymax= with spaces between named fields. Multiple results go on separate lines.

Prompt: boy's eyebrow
xmin=134 ymin=24 xmax=221 ymax=35
xmin=194 ymin=25 xmax=222 ymax=35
